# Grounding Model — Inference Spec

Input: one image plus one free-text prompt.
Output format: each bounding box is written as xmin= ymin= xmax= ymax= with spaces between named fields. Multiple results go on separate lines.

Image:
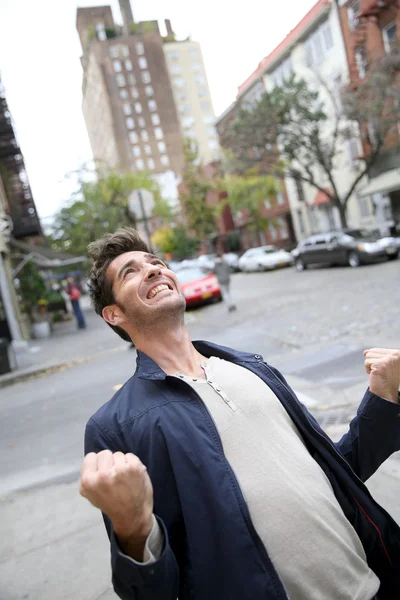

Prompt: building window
xmin=136 ymin=159 xmax=144 ymax=170
xmin=295 ymin=178 xmax=305 ymax=203
xmin=126 ymin=117 xmax=135 ymax=129
xmin=123 ymin=102 xmax=132 ymax=115
xmin=185 ymin=130 xmax=196 ymax=138
xmin=174 ymin=77 xmax=185 ymax=88
xmin=171 ymin=64 xmax=181 ymax=74
xmin=96 ymin=22 xmax=106 ymax=41
xmin=125 ymin=59 xmax=133 ymax=71
xmin=180 ymin=104 xmax=191 ymax=114
xmin=144 ymin=144 xmax=152 ymax=155
xmin=198 ymin=88 xmax=207 ymax=98
xmin=135 ymin=42 xmax=144 ymax=55
xmin=168 ymin=50 xmax=180 ymax=61
xmin=131 ymin=87 xmax=139 ymax=99
xmin=182 ymin=116 xmax=195 ymax=128
xmin=151 ymin=114 xmax=160 ymax=126
xmin=141 ymin=130 xmax=149 ymax=142
xmin=189 ymin=47 xmax=200 ymax=58
xmin=304 ymin=21 xmax=334 ymax=68
xmin=134 ymin=102 xmax=142 ymax=114
xmin=145 ymin=85 xmax=154 ymax=96
xmin=138 ymin=117 xmax=146 ymax=128
xmin=347 ymin=137 xmax=359 ymax=165
xmin=119 ymin=89 xmax=129 ymax=99
xmin=127 ymin=74 xmax=136 ymax=86
xmin=203 ymin=115 xmax=214 ymax=124
xmin=110 ymin=46 xmax=119 ymax=58
xmin=121 ymin=45 xmax=129 ymax=57
xmin=160 ymin=155 xmax=169 ymax=167
xmin=269 ymin=56 xmax=292 ymax=87
xmin=154 ymin=127 xmax=164 ymax=140
xmin=297 ymin=208 xmax=305 ymax=234
xmin=132 ymin=146 xmax=141 ymax=157
xmin=158 ymin=141 xmax=166 ymax=153
xmin=358 ymin=196 xmax=371 ymax=218
xmin=207 ymin=127 xmax=215 ymax=136
xmin=383 ymin=22 xmax=397 ymax=54
xmin=347 ymin=1 xmax=360 ymax=32
xmin=278 ymin=217 xmax=288 ymax=238
xmin=138 ymin=57 xmax=148 ymax=70
xmin=141 ymin=71 xmax=151 ymax=84
xmin=116 ymin=74 xmax=126 ymax=87
xmin=113 ymin=60 xmax=122 ymax=72
xmin=148 ymin=99 xmax=157 ymax=112
xmin=178 ymin=90 xmax=187 ymax=101
xmin=195 ymin=75 xmax=205 ymax=85
xmin=192 ymin=63 xmax=202 ymax=72
xmin=201 ymin=101 xmax=211 ymax=111
xmin=264 ymin=199 xmax=272 ymax=209
xmin=148 ymin=158 xmax=155 ymax=170
xmin=129 ymin=131 xmax=138 ymax=143
xmin=268 ymin=223 xmax=278 ymax=241
xmin=208 ymin=140 xmax=218 ymax=149
xmin=355 ymin=47 xmax=367 ymax=78
xmin=332 ymin=74 xmax=342 ymax=110
xmin=277 ymin=191 xmax=285 ymax=205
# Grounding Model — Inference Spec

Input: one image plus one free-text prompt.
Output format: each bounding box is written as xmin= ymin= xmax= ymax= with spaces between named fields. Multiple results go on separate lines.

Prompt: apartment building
xmin=338 ymin=0 xmax=400 ymax=235
xmin=217 ymin=0 xmax=380 ymax=242
xmin=163 ymin=40 xmax=219 ymax=164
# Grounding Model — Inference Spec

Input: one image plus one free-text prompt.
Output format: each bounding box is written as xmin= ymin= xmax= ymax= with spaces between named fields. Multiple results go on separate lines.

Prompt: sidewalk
xmin=0 ymin=296 xmax=127 ymax=388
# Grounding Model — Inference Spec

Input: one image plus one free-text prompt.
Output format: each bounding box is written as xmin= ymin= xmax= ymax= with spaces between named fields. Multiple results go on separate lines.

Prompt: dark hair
xmin=87 ymin=227 xmax=149 ymax=341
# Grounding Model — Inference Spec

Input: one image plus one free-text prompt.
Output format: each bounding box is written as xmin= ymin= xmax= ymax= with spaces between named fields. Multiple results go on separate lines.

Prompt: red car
xmin=176 ymin=267 xmax=222 ymax=308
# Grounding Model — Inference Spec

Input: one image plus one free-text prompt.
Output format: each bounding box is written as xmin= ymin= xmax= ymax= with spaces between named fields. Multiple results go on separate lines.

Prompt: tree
xmin=222 ymin=52 xmax=400 ymax=228
xmin=48 ymin=170 xmax=161 ymax=256
xmin=180 ymin=140 xmax=217 ymax=242
xmin=151 ymin=225 xmax=199 ymax=260
xmin=216 ymin=170 xmax=279 ymax=246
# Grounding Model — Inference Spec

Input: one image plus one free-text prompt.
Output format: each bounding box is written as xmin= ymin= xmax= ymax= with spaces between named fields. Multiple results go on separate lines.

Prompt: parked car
xmin=196 ymin=253 xmax=216 ymax=271
xmin=223 ymin=252 xmax=240 ymax=272
xmin=344 ymin=228 xmax=400 ymax=257
xmin=292 ymin=230 xmax=398 ymax=271
xmin=238 ymin=246 xmax=293 ymax=272
xmin=176 ymin=267 xmax=222 ymax=307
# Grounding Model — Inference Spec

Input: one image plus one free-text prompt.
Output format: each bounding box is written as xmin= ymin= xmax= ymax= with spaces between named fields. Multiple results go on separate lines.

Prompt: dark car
xmin=292 ymin=230 xmax=398 ymax=271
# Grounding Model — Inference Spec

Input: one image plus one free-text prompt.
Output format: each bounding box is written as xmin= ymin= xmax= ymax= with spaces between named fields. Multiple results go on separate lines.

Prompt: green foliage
xmin=151 ymin=225 xmax=199 ymax=260
xmin=48 ymin=170 xmax=160 ymax=257
xmin=17 ymin=261 xmax=48 ymax=315
xmin=180 ymin=140 xmax=217 ymax=240
xmin=129 ymin=22 xmax=139 ymax=34
xmin=217 ymin=172 xmax=278 ymax=235
xmin=142 ymin=21 xmax=157 ymax=33
xmin=104 ymin=28 xmax=117 ymax=39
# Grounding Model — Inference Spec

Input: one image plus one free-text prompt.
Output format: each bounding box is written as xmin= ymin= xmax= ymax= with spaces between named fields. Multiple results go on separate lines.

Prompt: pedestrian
xmin=213 ymin=249 xmax=236 ymax=312
xmin=65 ymin=277 xmax=86 ymax=329
xmin=80 ymin=227 xmax=400 ymax=600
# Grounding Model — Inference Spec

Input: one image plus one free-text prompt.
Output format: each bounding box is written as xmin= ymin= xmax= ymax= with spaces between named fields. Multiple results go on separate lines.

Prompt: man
xmin=213 ymin=250 xmax=237 ymax=312
xmin=80 ymin=227 xmax=400 ymax=600
xmin=65 ymin=277 xmax=86 ymax=329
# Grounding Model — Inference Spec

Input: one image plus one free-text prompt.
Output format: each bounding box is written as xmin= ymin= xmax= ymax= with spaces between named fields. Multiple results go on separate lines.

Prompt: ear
xmin=102 ymin=304 xmax=126 ymax=328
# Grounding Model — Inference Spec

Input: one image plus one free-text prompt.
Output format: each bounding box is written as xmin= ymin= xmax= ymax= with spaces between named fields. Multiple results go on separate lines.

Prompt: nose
xmin=144 ymin=263 xmax=162 ymax=280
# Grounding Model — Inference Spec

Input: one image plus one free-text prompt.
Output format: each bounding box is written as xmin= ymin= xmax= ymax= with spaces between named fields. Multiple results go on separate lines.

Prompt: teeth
xmin=149 ymin=284 xmax=169 ymax=298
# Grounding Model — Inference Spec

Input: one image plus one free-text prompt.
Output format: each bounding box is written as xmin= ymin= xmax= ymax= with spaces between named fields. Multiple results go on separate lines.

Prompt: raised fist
xmin=364 ymin=348 xmax=400 ymax=404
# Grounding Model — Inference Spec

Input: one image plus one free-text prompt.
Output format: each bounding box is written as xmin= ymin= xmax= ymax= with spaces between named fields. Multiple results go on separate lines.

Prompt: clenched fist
xmin=364 ymin=348 xmax=400 ymax=404
xmin=80 ymin=450 xmax=154 ymax=559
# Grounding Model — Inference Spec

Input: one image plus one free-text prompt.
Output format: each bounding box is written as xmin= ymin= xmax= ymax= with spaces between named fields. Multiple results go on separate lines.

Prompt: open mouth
xmin=147 ymin=282 xmax=173 ymax=299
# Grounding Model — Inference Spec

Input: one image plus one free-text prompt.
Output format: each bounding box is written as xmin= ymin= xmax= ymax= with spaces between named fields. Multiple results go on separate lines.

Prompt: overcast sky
xmin=0 ymin=0 xmax=316 ymax=220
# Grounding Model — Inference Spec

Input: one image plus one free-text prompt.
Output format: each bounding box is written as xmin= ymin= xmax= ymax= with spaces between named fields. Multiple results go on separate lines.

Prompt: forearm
xmin=116 ymin=515 xmax=164 ymax=564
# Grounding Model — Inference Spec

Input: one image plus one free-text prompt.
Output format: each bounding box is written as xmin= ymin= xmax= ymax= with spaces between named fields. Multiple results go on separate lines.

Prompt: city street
xmin=1 ymin=259 xmax=400 ymax=600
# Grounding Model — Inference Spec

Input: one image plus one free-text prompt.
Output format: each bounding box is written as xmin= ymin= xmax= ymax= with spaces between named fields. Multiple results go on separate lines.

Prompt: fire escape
xmin=0 ymin=77 xmax=42 ymax=240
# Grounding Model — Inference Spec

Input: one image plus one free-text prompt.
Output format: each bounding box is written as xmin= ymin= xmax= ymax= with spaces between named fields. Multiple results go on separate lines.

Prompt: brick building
xmin=338 ymin=0 xmax=400 ymax=234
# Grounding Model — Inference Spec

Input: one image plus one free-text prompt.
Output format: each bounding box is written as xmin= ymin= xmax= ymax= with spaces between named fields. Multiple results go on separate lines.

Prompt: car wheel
xmin=348 ymin=252 xmax=361 ymax=268
xmin=388 ymin=253 xmax=398 ymax=261
xmin=295 ymin=259 xmax=306 ymax=272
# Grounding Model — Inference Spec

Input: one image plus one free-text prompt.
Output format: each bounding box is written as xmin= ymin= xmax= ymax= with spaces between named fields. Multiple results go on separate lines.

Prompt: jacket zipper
xmin=255 ymin=359 xmax=393 ymax=567
xmin=171 ymin=376 xmax=289 ymax=599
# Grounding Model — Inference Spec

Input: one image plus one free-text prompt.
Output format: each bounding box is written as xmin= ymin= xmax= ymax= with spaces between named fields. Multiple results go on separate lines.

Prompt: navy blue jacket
xmin=85 ymin=341 xmax=400 ymax=600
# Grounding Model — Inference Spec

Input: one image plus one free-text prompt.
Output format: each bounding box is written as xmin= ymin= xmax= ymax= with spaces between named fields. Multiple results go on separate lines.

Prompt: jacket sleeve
xmin=334 ymin=388 xmax=400 ymax=482
xmin=268 ymin=365 xmax=400 ymax=482
xmin=84 ymin=417 xmax=180 ymax=600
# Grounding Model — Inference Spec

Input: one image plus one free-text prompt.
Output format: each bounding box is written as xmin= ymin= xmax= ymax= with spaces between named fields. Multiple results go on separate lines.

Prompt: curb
xmin=0 ymin=345 xmax=128 ymax=389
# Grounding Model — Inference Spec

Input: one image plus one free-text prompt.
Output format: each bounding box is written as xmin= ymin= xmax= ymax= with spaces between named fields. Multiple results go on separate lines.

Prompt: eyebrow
xmin=115 ymin=254 xmax=164 ymax=282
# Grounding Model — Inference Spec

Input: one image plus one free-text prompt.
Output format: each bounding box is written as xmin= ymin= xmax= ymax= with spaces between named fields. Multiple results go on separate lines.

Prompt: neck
xmin=133 ymin=320 xmax=207 ymax=377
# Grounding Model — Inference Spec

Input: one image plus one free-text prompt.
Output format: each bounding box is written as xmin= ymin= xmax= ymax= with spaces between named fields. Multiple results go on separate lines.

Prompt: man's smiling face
xmin=102 ymin=251 xmax=186 ymax=334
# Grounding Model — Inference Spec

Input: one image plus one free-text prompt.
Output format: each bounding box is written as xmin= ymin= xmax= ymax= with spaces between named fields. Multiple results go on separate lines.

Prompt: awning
xmin=313 ymin=188 xmax=332 ymax=206
xmin=358 ymin=169 xmax=400 ymax=198
xmin=9 ymin=238 xmax=86 ymax=276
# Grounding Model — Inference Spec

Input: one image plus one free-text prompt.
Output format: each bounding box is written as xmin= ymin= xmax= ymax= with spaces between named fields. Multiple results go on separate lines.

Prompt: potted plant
xmin=17 ymin=261 xmax=52 ymax=339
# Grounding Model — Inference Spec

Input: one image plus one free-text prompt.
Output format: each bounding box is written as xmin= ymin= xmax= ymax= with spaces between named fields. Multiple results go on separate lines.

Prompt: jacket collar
xmin=135 ymin=340 xmax=263 ymax=381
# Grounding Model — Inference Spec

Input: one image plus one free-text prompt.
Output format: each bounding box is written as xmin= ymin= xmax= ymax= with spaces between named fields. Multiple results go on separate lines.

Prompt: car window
xmin=176 ymin=268 xmax=209 ymax=283
xmin=263 ymin=248 xmax=277 ymax=254
xmin=314 ymin=239 xmax=326 ymax=245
